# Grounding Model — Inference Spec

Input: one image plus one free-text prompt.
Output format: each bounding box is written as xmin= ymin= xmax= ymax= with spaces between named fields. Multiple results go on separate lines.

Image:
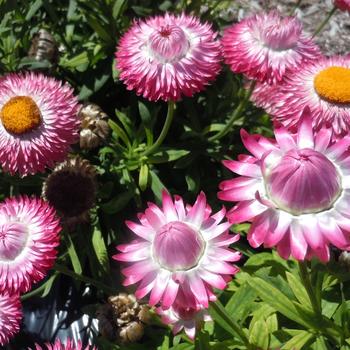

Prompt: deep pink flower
xmin=0 ymin=72 xmax=80 ymax=176
xmin=156 ymin=291 xmax=211 ymax=340
xmin=0 ymin=292 xmax=22 ymax=346
xmin=116 ymin=13 xmax=221 ymax=101
xmin=114 ymin=191 xmax=240 ymax=309
xmin=218 ymin=109 xmax=350 ymax=262
xmin=265 ymin=56 xmax=350 ymax=140
xmin=334 ymin=0 xmax=350 ymax=12
xmin=221 ymin=11 xmax=321 ymax=84
xmin=0 ymin=196 xmax=61 ymax=293
xmin=33 ymin=339 xmax=96 ymax=350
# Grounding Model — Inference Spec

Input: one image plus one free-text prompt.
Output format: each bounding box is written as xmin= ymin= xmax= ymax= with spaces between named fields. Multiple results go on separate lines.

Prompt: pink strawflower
xmin=334 ymin=0 xmax=350 ymax=12
xmin=0 ymin=292 xmax=22 ymax=346
xmin=156 ymin=294 xmax=211 ymax=340
xmin=221 ymin=11 xmax=321 ymax=84
xmin=0 ymin=72 xmax=80 ymax=176
xmin=114 ymin=191 xmax=240 ymax=309
xmin=266 ymin=56 xmax=350 ymax=140
xmin=0 ymin=196 xmax=61 ymax=293
xmin=218 ymin=108 xmax=350 ymax=262
xmin=116 ymin=13 xmax=221 ymax=101
xmin=32 ymin=339 xmax=96 ymax=350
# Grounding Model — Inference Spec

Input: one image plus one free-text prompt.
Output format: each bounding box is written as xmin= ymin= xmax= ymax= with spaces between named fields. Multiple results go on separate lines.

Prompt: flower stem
xmin=289 ymin=0 xmax=302 ymax=15
xmin=54 ymin=263 xmax=115 ymax=295
xmin=142 ymin=101 xmax=175 ymax=157
xmin=209 ymin=80 xmax=256 ymax=142
xmin=298 ymin=261 xmax=322 ymax=317
xmin=312 ymin=6 xmax=337 ymax=38
xmin=210 ymin=300 xmax=253 ymax=349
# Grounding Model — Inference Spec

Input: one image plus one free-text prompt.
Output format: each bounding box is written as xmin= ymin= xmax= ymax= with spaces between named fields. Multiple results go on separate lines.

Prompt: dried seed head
xmin=96 ymin=293 xmax=150 ymax=343
xmin=42 ymin=156 xmax=97 ymax=229
xmin=28 ymin=29 xmax=58 ymax=64
xmin=79 ymin=103 xmax=110 ymax=149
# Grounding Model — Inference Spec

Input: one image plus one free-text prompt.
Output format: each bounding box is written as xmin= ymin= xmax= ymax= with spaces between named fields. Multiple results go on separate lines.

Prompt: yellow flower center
xmin=314 ymin=66 xmax=350 ymax=104
xmin=1 ymin=96 xmax=41 ymax=135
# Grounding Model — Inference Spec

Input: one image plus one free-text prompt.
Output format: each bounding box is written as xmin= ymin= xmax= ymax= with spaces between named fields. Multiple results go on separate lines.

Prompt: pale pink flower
xmin=0 ymin=72 xmax=80 ymax=176
xmin=218 ymin=108 xmax=350 ymax=262
xmin=114 ymin=191 xmax=240 ymax=309
xmin=32 ymin=338 xmax=96 ymax=350
xmin=266 ymin=56 xmax=350 ymax=140
xmin=156 ymin=292 xmax=211 ymax=340
xmin=334 ymin=0 xmax=350 ymax=12
xmin=221 ymin=11 xmax=321 ymax=84
xmin=0 ymin=196 xmax=61 ymax=293
xmin=0 ymin=292 xmax=22 ymax=346
xmin=116 ymin=13 xmax=221 ymax=101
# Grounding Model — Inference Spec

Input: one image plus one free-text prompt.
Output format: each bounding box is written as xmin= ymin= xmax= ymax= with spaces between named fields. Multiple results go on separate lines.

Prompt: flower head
xmin=33 ymin=339 xmax=96 ymax=350
xmin=116 ymin=13 xmax=221 ymax=101
xmin=334 ymin=0 xmax=350 ymax=12
xmin=42 ymin=156 xmax=97 ymax=229
xmin=267 ymin=56 xmax=350 ymax=139
xmin=0 ymin=196 xmax=60 ymax=293
xmin=114 ymin=191 xmax=240 ymax=309
xmin=221 ymin=11 xmax=321 ymax=84
xmin=0 ymin=72 xmax=80 ymax=176
xmin=0 ymin=292 xmax=22 ymax=346
xmin=156 ymin=292 xmax=211 ymax=340
xmin=218 ymin=109 xmax=350 ymax=262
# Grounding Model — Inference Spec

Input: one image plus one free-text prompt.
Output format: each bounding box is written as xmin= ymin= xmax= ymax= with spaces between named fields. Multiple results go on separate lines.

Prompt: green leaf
xmin=149 ymin=149 xmax=190 ymax=164
xmin=248 ymin=277 xmax=311 ymax=328
xmin=92 ymin=225 xmax=110 ymax=276
xmin=266 ymin=313 xmax=278 ymax=333
xmin=248 ymin=320 xmax=269 ymax=350
xmin=108 ymin=119 xmax=131 ymax=147
xmin=138 ymin=101 xmax=152 ymax=126
xmin=112 ymin=0 xmax=127 ymax=19
xmin=281 ymin=330 xmax=314 ymax=350
xmin=115 ymin=109 xmax=133 ymax=138
xmin=25 ymin=0 xmax=43 ymax=20
xmin=149 ymin=170 xmax=166 ymax=202
xmin=286 ymin=271 xmax=312 ymax=308
xmin=100 ymin=190 xmax=134 ymax=213
xmin=139 ymin=163 xmax=149 ymax=191
xmin=64 ymin=234 xmax=82 ymax=275
xmin=60 ymin=52 xmax=89 ymax=69
xmin=41 ymin=273 xmax=59 ymax=298
xmin=158 ymin=335 xmax=169 ymax=350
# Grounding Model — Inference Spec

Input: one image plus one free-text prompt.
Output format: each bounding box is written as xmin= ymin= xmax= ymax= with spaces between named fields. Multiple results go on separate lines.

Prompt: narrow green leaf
xmin=100 ymin=190 xmax=134 ymax=213
xmin=158 ymin=335 xmax=169 ymax=350
xmin=281 ymin=330 xmax=314 ymax=350
xmin=139 ymin=163 xmax=149 ymax=191
xmin=149 ymin=170 xmax=166 ymax=202
xmin=115 ymin=109 xmax=133 ymax=138
xmin=41 ymin=273 xmax=59 ymax=298
xmin=112 ymin=0 xmax=127 ymax=18
xmin=249 ymin=320 xmax=269 ymax=350
xmin=266 ymin=313 xmax=278 ymax=333
xmin=108 ymin=119 xmax=130 ymax=147
xmin=92 ymin=225 xmax=110 ymax=276
xmin=25 ymin=0 xmax=43 ymax=20
xmin=138 ymin=101 xmax=152 ymax=126
xmin=149 ymin=149 xmax=190 ymax=164
xmin=286 ymin=271 xmax=312 ymax=308
xmin=64 ymin=234 xmax=82 ymax=275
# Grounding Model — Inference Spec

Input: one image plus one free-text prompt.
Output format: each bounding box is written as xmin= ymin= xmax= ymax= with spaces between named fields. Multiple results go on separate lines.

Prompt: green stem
xmin=209 ymin=81 xmax=256 ymax=142
xmin=210 ymin=300 xmax=253 ymax=349
xmin=141 ymin=101 xmax=175 ymax=157
xmin=289 ymin=0 xmax=302 ymax=15
xmin=312 ymin=6 xmax=337 ymax=38
xmin=21 ymin=274 xmax=58 ymax=301
xmin=54 ymin=263 xmax=115 ymax=295
xmin=298 ymin=261 xmax=322 ymax=317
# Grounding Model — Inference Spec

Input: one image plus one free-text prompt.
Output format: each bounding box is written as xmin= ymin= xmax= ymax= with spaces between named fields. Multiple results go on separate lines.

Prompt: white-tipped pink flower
xmin=334 ymin=0 xmax=350 ymax=12
xmin=218 ymin=108 xmax=350 ymax=262
xmin=266 ymin=56 xmax=350 ymax=140
xmin=116 ymin=13 xmax=221 ymax=101
xmin=221 ymin=11 xmax=321 ymax=84
xmin=33 ymin=339 xmax=97 ymax=350
xmin=0 ymin=196 xmax=61 ymax=293
xmin=156 ymin=294 xmax=211 ymax=340
xmin=0 ymin=292 xmax=22 ymax=346
xmin=114 ymin=191 xmax=240 ymax=309
xmin=0 ymin=72 xmax=80 ymax=176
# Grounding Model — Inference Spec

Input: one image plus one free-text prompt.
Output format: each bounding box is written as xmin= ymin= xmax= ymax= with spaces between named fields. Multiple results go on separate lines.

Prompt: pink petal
xmin=162 ymin=191 xmax=178 ymax=221
xmin=186 ymin=191 xmax=206 ymax=227
xmin=227 ymin=200 xmax=266 ymax=224
xmin=125 ymin=220 xmax=153 ymax=241
xmin=290 ymin=223 xmax=307 ymax=261
xmin=222 ymin=160 xmax=261 ymax=178
xmin=297 ymin=107 xmax=314 ymax=149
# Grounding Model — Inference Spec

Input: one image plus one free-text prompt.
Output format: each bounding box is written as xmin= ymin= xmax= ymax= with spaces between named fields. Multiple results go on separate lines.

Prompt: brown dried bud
xmin=79 ymin=103 xmax=110 ymax=149
xmin=28 ymin=29 xmax=58 ymax=64
xmin=96 ymin=293 xmax=150 ymax=344
xmin=42 ymin=156 xmax=97 ymax=229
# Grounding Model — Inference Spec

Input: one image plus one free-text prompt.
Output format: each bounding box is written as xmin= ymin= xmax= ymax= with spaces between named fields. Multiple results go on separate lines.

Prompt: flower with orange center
xmin=0 ymin=72 xmax=80 ymax=176
xmin=267 ymin=56 xmax=350 ymax=139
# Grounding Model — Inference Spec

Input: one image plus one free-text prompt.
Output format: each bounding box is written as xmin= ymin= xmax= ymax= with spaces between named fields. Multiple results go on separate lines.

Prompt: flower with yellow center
xmin=0 ymin=72 xmax=80 ymax=176
xmin=264 ymin=56 xmax=350 ymax=140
